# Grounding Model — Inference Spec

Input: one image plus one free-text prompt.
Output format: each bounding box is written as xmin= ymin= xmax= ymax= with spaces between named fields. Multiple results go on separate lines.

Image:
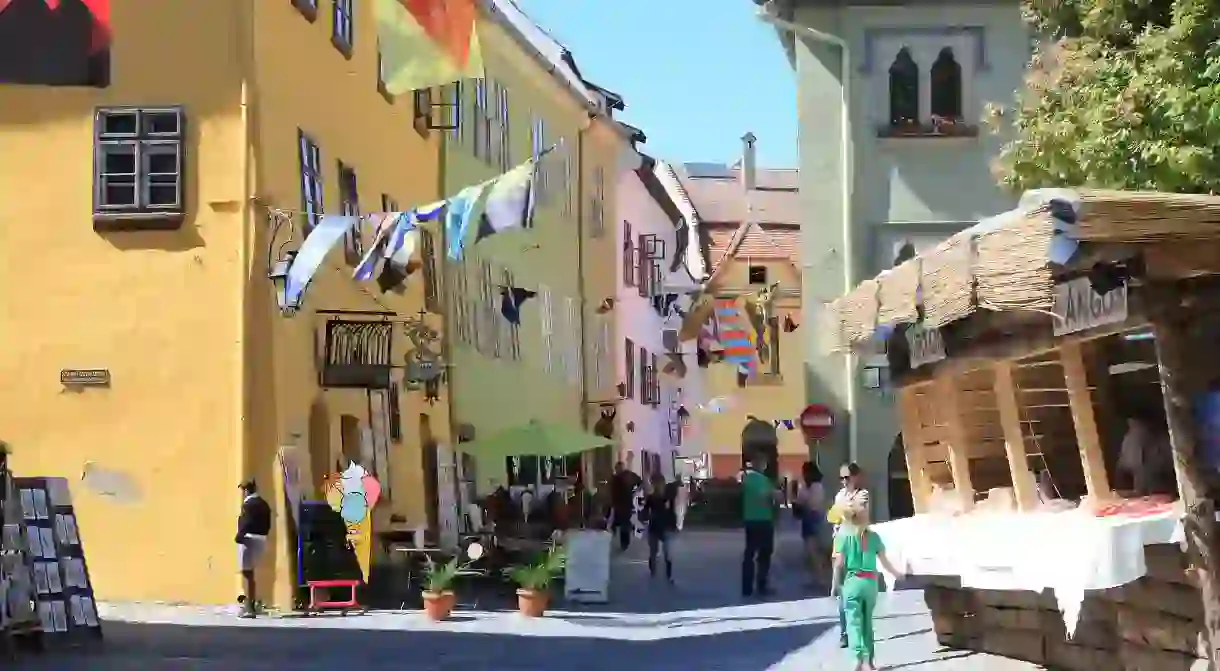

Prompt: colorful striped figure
xmin=715 ymin=298 xmax=759 ymax=375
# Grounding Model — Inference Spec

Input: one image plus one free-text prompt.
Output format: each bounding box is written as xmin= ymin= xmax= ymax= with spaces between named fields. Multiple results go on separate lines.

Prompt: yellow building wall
xmin=248 ymin=1 xmax=445 ymax=606
xmin=700 ymin=259 xmax=809 ymax=478
xmin=0 ymin=0 xmax=249 ymax=604
xmin=442 ymin=13 xmax=615 ymax=491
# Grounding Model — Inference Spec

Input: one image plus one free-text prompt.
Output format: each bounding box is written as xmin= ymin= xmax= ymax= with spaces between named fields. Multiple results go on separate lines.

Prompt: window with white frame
xmin=530 ymin=115 xmax=548 ymax=204
xmin=539 ymin=285 xmax=555 ymax=373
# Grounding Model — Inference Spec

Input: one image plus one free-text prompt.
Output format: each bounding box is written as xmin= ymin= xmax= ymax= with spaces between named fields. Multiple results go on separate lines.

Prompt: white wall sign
xmin=563 ymin=530 xmax=611 ymax=603
xmin=1052 ymin=277 xmax=1128 ymax=336
xmin=906 ymin=324 xmax=946 ymax=369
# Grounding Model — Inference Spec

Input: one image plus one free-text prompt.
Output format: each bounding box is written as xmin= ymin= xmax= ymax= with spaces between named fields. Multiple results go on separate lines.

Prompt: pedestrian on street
xmin=794 ymin=460 xmax=828 ymax=584
xmin=831 ymin=502 xmax=903 ymax=671
xmin=642 ymin=473 xmax=677 ymax=582
xmin=740 ymin=454 xmax=780 ymax=597
xmin=235 ymin=480 xmax=272 ymax=619
xmin=830 ymin=462 xmax=871 ymax=647
xmin=609 ymin=461 xmax=640 ymax=552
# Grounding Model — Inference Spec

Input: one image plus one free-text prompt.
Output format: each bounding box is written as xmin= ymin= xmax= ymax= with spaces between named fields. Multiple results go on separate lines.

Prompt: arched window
xmin=930 ymin=47 xmax=963 ymax=120
xmin=888 ymin=48 xmax=919 ymax=126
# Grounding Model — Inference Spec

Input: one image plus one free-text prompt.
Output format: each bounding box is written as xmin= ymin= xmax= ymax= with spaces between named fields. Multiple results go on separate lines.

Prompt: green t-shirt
xmin=741 ymin=469 xmax=775 ymax=522
xmin=834 ymin=529 xmax=884 ymax=573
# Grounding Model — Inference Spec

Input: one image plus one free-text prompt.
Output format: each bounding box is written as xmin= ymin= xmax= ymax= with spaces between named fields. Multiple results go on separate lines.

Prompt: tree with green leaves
xmin=992 ymin=0 xmax=1220 ymax=193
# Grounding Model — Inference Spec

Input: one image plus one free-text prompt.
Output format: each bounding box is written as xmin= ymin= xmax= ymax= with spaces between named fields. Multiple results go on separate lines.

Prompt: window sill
xmin=93 ymin=211 xmax=185 ymax=232
xmin=292 ymin=0 xmax=318 ymax=22
xmin=332 ymin=35 xmax=354 ymax=60
xmin=876 ymin=123 xmax=979 ymax=141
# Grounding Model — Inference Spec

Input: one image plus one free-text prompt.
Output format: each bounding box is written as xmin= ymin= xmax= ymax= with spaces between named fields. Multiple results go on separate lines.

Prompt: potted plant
xmin=421 ymin=557 xmax=460 ymax=621
xmin=504 ymin=544 xmax=566 ymax=617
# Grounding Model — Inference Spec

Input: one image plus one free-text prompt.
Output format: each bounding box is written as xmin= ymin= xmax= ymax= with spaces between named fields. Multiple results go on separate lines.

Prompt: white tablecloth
xmin=872 ymin=509 xmax=1181 ymax=636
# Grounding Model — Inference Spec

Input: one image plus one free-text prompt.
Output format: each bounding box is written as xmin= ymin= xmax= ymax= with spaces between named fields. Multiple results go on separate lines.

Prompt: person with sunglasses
xmin=829 ymin=462 xmax=870 ymax=648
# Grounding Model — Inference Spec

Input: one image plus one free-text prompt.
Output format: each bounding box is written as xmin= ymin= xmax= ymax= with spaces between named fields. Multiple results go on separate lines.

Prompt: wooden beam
xmin=1060 ymin=341 xmax=1113 ymax=501
xmin=936 ymin=374 xmax=976 ymax=510
xmin=992 ymin=362 xmax=1038 ymax=511
xmin=897 ymin=387 xmax=933 ymax=513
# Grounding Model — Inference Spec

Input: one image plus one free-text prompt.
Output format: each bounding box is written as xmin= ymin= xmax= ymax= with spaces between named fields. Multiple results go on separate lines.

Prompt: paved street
xmin=14 ymin=527 xmax=1038 ymax=670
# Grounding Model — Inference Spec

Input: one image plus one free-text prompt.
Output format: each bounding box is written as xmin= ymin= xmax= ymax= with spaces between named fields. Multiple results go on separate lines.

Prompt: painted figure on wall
xmin=322 ymin=462 xmax=382 ymax=582
xmin=0 ymin=0 xmax=110 ymax=87
xmin=743 ymin=282 xmax=780 ymax=366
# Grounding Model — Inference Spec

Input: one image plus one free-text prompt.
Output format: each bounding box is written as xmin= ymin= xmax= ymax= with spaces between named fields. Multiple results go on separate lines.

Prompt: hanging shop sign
xmin=1052 ymin=276 xmax=1128 ymax=336
xmin=799 ymin=404 xmax=835 ymax=442
xmin=905 ymin=324 xmax=946 ymax=369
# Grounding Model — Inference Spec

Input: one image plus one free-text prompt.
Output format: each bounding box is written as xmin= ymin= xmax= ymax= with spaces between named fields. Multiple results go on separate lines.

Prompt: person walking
xmin=642 ymin=473 xmax=677 ymax=582
xmin=235 ymin=480 xmax=272 ymax=619
xmin=741 ymin=454 xmax=780 ymax=597
xmin=609 ymin=461 xmax=640 ymax=552
xmin=793 ymin=461 xmax=828 ymax=584
xmin=830 ymin=462 xmax=870 ymax=647
xmin=831 ymin=502 xmax=903 ymax=671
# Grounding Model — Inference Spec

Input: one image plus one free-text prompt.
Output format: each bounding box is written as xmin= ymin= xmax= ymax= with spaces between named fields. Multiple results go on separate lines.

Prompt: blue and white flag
xmin=352 ymin=212 xmax=402 ymax=282
xmin=476 ymin=160 xmax=535 ymax=242
xmin=383 ymin=210 xmax=420 ymax=270
xmin=285 ymin=215 xmax=358 ymax=308
xmin=445 ymin=180 xmax=491 ymax=260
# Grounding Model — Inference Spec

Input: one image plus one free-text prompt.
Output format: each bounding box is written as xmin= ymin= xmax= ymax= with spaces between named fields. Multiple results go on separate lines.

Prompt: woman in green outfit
xmin=831 ymin=503 xmax=903 ymax=671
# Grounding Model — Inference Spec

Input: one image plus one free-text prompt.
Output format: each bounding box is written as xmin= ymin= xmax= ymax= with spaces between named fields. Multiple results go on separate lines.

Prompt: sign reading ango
xmin=1052 ymin=277 xmax=1128 ymax=336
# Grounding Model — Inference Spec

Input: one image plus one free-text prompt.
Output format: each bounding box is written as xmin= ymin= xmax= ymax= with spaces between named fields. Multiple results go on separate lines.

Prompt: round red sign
xmin=799 ymin=404 xmax=835 ymax=442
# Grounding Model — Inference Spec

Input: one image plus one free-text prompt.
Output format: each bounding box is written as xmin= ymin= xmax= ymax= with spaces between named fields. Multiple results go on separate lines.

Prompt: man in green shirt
xmin=741 ymin=455 xmax=779 ymax=597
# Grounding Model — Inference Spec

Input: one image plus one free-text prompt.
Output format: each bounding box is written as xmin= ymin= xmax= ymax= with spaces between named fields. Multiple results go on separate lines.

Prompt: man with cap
xmin=236 ymin=480 xmax=272 ymax=618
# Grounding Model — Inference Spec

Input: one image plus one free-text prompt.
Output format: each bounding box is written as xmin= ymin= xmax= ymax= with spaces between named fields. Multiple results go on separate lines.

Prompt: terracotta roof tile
xmin=671 ymin=164 xmax=799 ymax=225
xmin=707 ymin=223 xmax=800 ymax=272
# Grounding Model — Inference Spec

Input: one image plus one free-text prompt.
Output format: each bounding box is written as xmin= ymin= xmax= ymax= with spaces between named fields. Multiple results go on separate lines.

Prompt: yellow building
xmin=672 ymin=160 xmax=808 ymax=479
xmin=0 ymin=0 xmax=444 ymax=606
xmin=439 ymin=0 xmax=628 ymax=491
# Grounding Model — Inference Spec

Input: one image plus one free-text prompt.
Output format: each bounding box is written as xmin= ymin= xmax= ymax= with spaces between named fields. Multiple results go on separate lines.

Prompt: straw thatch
xmin=877 ymin=258 xmax=921 ymax=326
xmin=1076 ymin=190 xmax=1220 ymax=241
xmin=838 ymin=279 xmax=880 ymax=345
xmin=975 ymin=210 xmax=1056 ymax=311
xmin=920 ymin=234 xmax=975 ymax=328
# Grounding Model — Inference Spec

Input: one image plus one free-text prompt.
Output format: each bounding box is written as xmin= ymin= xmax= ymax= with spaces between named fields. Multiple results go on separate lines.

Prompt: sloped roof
xmin=671 ymin=163 xmax=799 ymax=225
xmin=708 ymin=223 xmax=800 ymax=269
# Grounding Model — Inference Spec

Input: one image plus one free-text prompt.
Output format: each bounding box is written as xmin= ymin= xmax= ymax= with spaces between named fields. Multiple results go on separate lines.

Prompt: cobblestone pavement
xmin=13 ymin=526 xmax=1040 ymax=670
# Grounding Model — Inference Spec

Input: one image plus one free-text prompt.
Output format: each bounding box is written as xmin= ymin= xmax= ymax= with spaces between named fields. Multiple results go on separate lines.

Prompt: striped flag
xmin=715 ymin=298 xmax=758 ymax=374
xmin=375 ymin=0 xmax=483 ymax=95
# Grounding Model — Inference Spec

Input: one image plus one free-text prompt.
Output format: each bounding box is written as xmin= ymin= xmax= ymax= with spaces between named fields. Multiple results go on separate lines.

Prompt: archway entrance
xmin=888 ymin=434 xmax=914 ymax=520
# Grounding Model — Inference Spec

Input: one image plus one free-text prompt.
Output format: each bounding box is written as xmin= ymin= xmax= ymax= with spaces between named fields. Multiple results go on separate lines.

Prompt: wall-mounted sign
xmin=906 ymin=324 xmax=946 ymax=369
xmin=1053 ymin=277 xmax=1128 ymax=336
xmin=59 ymin=369 xmax=111 ymax=387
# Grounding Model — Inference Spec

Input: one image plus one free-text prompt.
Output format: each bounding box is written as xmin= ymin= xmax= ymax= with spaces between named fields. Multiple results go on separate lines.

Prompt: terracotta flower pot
xmin=422 ymin=591 xmax=456 ymax=621
xmin=516 ymin=588 xmax=549 ymax=617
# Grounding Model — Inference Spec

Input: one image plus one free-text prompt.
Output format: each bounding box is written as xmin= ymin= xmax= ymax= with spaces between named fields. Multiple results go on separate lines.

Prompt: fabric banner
xmin=284 ymin=215 xmax=358 ymax=308
xmin=445 ymin=180 xmax=491 ymax=260
xmin=375 ymin=0 xmax=483 ymax=95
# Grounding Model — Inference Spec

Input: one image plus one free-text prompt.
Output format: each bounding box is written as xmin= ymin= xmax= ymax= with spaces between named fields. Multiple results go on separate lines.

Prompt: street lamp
xmin=268 ymin=250 xmax=298 ymax=317
xmin=755 ymin=5 xmax=860 ymax=461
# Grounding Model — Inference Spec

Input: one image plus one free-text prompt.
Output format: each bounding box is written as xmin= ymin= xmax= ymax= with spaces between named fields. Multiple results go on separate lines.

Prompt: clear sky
xmin=513 ymin=0 xmax=798 ymax=168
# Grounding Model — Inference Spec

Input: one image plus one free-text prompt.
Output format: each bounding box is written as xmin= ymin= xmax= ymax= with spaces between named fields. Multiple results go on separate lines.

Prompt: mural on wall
xmin=0 ymin=0 xmax=110 ymax=87
xmin=322 ymin=462 xmax=381 ymax=582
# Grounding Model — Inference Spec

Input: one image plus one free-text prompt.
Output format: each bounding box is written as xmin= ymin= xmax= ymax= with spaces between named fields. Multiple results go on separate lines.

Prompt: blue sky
xmin=513 ymin=0 xmax=798 ymax=168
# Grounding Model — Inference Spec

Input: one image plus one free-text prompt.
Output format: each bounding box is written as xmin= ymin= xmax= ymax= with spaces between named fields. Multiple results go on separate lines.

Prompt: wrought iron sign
xmin=318 ymin=319 xmax=394 ymax=389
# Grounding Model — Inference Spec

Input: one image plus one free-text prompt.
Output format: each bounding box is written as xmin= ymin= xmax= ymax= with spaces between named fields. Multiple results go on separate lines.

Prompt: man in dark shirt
xmin=608 ymin=462 xmax=641 ymax=551
xmin=236 ymin=480 xmax=272 ymax=618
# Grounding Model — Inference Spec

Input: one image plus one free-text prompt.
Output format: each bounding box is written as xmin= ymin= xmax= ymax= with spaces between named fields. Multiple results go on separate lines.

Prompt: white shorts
xmin=237 ymin=536 xmax=267 ymax=572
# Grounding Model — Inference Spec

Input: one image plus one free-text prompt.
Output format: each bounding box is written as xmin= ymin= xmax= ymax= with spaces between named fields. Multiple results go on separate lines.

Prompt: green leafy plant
xmin=422 ymin=557 xmax=461 ymax=594
xmin=503 ymin=544 xmax=566 ymax=592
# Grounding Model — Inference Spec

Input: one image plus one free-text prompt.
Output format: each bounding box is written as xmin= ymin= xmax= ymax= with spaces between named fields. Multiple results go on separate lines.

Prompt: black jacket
xmin=236 ymin=495 xmax=272 ymax=542
xmin=642 ymin=487 xmax=677 ymax=533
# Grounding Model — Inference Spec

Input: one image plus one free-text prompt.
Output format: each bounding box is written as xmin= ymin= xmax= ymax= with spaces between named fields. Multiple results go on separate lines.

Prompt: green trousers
xmin=842 ymin=574 xmax=879 ymax=662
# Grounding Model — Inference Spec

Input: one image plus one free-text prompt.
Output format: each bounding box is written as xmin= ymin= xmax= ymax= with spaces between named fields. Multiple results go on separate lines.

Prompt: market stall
xmin=823 ymin=190 xmax=1220 ymax=670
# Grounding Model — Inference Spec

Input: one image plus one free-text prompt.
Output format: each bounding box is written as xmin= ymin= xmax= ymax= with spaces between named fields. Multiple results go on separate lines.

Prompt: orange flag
xmin=376 ymin=0 xmax=484 ymax=95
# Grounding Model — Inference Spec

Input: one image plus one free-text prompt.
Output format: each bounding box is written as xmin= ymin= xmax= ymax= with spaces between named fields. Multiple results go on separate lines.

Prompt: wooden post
xmin=992 ymin=362 xmax=1038 ymax=511
xmin=1150 ymin=286 xmax=1220 ymax=667
xmin=1060 ymin=341 xmax=1114 ymax=501
xmin=897 ymin=386 xmax=933 ymax=513
xmin=936 ymin=374 xmax=975 ymax=510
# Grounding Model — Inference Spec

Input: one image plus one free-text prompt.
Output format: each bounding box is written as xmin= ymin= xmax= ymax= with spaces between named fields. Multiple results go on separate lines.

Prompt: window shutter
xmin=566 ymin=297 xmax=581 ymax=385
xmin=539 ymin=285 xmax=554 ymax=373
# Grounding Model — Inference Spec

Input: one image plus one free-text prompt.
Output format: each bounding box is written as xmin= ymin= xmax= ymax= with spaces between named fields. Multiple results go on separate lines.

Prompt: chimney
xmin=741 ymin=132 xmax=757 ymax=192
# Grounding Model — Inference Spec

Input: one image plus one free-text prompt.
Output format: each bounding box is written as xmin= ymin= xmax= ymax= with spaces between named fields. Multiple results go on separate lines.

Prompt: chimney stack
xmin=741 ymin=132 xmax=757 ymax=192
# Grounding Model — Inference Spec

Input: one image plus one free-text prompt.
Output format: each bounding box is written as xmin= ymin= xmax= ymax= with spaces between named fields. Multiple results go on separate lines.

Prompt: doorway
xmin=888 ymin=434 xmax=914 ymax=520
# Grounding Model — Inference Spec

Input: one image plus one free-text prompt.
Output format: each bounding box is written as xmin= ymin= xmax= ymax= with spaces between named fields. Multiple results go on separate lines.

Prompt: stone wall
xmin=923 ymin=544 xmax=1209 ymax=671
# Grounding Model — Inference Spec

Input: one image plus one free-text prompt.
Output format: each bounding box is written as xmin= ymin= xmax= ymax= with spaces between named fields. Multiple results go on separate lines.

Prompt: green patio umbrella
xmin=458 ymin=419 xmax=612 ymax=460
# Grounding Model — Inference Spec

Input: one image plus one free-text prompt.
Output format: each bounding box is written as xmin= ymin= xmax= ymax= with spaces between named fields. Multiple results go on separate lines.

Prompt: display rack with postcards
xmin=13 ymin=477 xmax=101 ymax=645
xmin=1 ymin=446 xmax=39 ymax=652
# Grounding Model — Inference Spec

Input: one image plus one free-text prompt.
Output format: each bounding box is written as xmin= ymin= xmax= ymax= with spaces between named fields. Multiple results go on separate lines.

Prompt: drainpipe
xmin=576 ymin=122 xmax=589 ymax=431
xmin=754 ymin=9 xmax=858 ymax=462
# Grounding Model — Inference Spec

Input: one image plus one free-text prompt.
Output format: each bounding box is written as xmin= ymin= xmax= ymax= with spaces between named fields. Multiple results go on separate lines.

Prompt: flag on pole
xmin=375 ymin=0 xmax=484 ymax=95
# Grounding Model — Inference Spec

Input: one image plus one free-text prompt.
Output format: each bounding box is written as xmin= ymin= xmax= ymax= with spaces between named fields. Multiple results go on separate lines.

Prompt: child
xmin=641 ymin=473 xmax=677 ymax=582
xmin=831 ymin=502 xmax=903 ymax=671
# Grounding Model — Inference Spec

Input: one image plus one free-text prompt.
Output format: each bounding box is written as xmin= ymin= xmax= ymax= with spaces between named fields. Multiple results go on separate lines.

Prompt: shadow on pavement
xmin=16 ymin=619 xmax=836 ymax=671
